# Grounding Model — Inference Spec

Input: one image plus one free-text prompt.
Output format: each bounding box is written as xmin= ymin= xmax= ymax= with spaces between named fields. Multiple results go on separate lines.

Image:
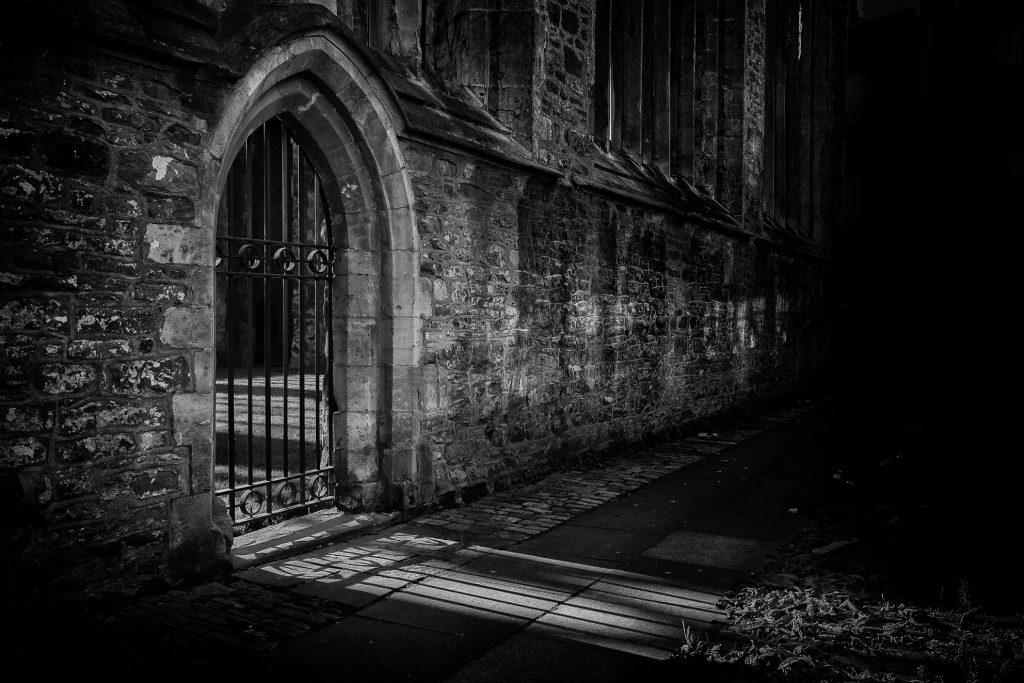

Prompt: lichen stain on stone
xmin=151 ymin=156 xmax=174 ymax=181
xmin=296 ymin=92 xmax=321 ymax=113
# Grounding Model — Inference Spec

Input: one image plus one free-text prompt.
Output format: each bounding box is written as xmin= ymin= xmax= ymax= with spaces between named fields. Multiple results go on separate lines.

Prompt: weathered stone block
xmin=39 ymin=363 xmax=98 ymax=395
xmin=76 ymin=306 xmax=155 ymax=335
xmin=0 ymin=297 xmax=69 ymax=331
xmin=67 ymin=338 xmax=133 ymax=359
xmin=171 ymin=393 xmax=213 ymax=447
xmin=60 ymin=398 xmax=167 ymax=435
xmin=39 ymin=130 xmax=110 ymax=178
xmin=134 ymin=283 xmax=188 ymax=304
xmin=145 ymin=223 xmax=212 ymax=265
xmin=57 ymin=432 xmax=135 ymax=463
xmin=128 ymin=467 xmax=180 ymax=500
xmin=0 ymin=163 xmax=65 ymax=202
xmin=160 ymin=305 xmax=212 ymax=348
xmin=192 ymin=349 xmax=214 ymax=393
xmin=145 ymin=194 xmax=195 ymax=222
xmin=119 ymin=151 xmax=197 ymax=193
xmin=346 ymin=318 xmax=378 ymax=366
xmin=137 ymin=430 xmax=170 ymax=451
xmin=110 ymin=356 xmax=189 ymax=394
xmin=1 ymin=403 xmax=55 ymax=434
xmin=0 ymin=436 xmax=47 ymax=466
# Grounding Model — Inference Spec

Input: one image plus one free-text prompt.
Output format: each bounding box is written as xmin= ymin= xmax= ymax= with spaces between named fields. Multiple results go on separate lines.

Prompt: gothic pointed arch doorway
xmin=196 ymin=35 xmax=424 ymax=543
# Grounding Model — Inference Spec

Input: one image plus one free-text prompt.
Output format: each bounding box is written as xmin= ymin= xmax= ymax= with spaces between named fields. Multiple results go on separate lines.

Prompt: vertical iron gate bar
xmin=296 ymin=149 xmax=307 ymax=507
xmin=280 ymin=127 xmax=290 ymax=489
xmin=298 ymin=148 xmax=307 ymax=505
xmin=225 ymin=167 xmax=237 ymax=516
xmin=245 ymin=135 xmax=255 ymax=491
xmin=313 ymin=172 xmax=321 ymax=474
xmin=262 ymin=121 xmax=273 ymax=517
xmin=323 ymin=180 xmax=334 ymax=482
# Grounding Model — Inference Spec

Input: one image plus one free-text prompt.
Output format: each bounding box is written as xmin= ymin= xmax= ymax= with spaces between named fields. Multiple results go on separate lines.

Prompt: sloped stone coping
xmin=230 ymin=508 xmax=401 ymax=571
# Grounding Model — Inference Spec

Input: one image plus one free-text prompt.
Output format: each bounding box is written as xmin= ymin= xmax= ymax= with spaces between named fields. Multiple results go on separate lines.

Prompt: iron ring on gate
xmin=273 ymin=247 xmax=298 ymax=272
xmin=237 ymin=244 xmax=263 ymax=271
xmin=306 ymin=249 xmax=330 ymax=274
xmin=239 ymin=490 xmax=264 ymax=517
xmin=275 ymin=481 xmax=299 ymax=507
xmin=309 ymin=474 xmax=329 ymax=499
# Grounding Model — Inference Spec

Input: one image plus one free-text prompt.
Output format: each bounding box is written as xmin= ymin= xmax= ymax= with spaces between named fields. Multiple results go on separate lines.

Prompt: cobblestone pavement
xmin=33 ymin=405 xmax=814 ymax=679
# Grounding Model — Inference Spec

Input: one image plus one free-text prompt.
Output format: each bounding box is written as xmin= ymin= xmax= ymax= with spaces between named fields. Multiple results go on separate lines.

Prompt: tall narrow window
xmin=593 ymin=1 xmax=692 ymax=176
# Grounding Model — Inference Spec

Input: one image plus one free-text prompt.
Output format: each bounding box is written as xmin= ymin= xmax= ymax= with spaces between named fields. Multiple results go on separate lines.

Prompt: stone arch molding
xmin=188 ymin=31 xmax=423 ymax=552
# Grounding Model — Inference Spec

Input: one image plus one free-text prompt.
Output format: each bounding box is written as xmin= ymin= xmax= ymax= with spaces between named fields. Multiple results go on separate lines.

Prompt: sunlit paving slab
xmin=543 ymin=597 xmax=707 ymax=640
xmin=358 ymin=589 xmax=536 ymax=642
xmin=567 ymin=586 xmax=726 ymax=629
xmin=423 ymin=565 xmax=576 ymax=604
xmin=235 ymin=543 xmax=418 ymax=587
xmin=461 ymin=552 xmax=609 ymax=592
xmin=398 ymin=576 xmax=560 ymax=618
xmin=527 ymin=612 xmax=686 ymax=660
xmin=641 ymin=530 xmax=774 ymax=570
xmin=367 ymin=529 xmax=464 ymax=551
xmin=583 ymin=575 xmax=725 ymax=615
xmin=292 ymin=573 xmax=412 ymax=608
xmin=514 ymin=524 xmax=662 ymax=563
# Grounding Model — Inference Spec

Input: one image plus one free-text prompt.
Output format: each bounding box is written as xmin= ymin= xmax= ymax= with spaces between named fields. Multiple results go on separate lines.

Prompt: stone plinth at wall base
xmin=168 ymin=493 xmax=229 ymax=581
xmin=335 ymin=481 xmax=385 ymax=512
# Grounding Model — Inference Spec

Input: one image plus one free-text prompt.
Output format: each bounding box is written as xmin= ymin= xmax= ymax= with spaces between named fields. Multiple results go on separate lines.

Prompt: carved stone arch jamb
xmin=188 ymin=32 xmax=421 ymax=565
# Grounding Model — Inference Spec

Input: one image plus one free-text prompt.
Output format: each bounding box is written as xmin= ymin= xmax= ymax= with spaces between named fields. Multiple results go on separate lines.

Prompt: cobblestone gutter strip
xmin=54 ymin=406 xmax=813 ymax=674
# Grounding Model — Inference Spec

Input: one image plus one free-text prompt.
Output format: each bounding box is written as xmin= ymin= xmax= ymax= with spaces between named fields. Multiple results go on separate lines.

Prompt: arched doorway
xmin=214 ymin=116 xmax=336 ymax=528
xmin=193 ymin=33 xmax=424 ymax=547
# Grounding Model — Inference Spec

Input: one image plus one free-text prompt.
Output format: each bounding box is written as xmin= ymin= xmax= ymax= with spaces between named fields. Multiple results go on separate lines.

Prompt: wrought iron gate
xmin=214 ymin=117 xmax=335 ymax=528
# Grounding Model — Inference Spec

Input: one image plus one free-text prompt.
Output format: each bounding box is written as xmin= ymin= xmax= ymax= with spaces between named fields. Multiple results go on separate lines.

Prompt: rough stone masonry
xmin=0 ymin=0 xmax=844 ymax=603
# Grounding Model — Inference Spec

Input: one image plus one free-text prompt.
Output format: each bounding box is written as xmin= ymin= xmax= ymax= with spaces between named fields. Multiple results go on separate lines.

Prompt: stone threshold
xmin=229 ymin=508 xmax=402 ymax=571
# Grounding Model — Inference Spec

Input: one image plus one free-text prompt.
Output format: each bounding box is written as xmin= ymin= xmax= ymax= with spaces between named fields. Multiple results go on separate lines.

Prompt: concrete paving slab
xmin=527 ymin=610 xmax=683 ymax=659
xmin=566 ymin=501 xmax=707 ymax=535
xmin=642 ymin=530 xmax=775 ymax=571
xmin=639 ymin=475 xmax=746 ymax=502
xmin=581 ymin=577 xmax=724 ymax=626
xmin=462 ymin=549 xmax=611 ymax=591
xmin=356 ymin=587 xmax=534 ymax=642
xmin=568 ymin=583 xmax=726 ymax=629
xmin=251 ymin=615 xmax=491 ymax=679
xmin=441 ymin=633 xmax=672 ymax=683
xmin=739 ymin=475 xmax=820 ymax=500
xmin=685 ymin=510 xmax=807 ymax=542
xmin=235 ymin=542 xmax=418 ymax=587
xmin=712 ymin=492 xmax=809 ymax=516
xmin=619 ymin=555 xmax=749 ymax=592
xmin=291 ymin=572 xmax=410 ymax=608
xmin=515 ymin=524 xmax=662 ymax=563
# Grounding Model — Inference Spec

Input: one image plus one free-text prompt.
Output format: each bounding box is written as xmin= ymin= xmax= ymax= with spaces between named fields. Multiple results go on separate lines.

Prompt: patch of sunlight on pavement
xmin=239 ymin=544 xmax=417 ymax=585
xmin=232 ymin=530 xmax=332 ymax=561
xmin=400 ymin=545 xmax=730 ymax=660
xmin=370 ymin=531 xmax=461 ymax=550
